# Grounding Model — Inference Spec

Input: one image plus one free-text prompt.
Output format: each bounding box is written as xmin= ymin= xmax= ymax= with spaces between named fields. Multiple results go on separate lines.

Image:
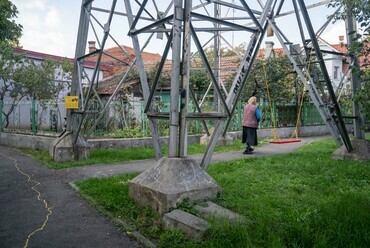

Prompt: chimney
xmin=88 ymin=41 xmax=96 ymax=53
xmin=264 ymin=41 xmax=274 ymax=58
xmin=339 ymin=35 xmax=344 ymax=43
xmin=265 ymin=41 xmax=274 ymax=49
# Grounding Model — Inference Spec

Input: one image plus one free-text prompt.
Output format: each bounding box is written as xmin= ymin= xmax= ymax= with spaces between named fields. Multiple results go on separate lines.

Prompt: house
xmin=317 ymin=36 xmax=350 ymax=91
xmin=87 ymin=41 xmax=165 ymax=78
xmin=261 ymin=37 xmax=355 ymax=92
xmin=0 ymin=48 xmax=112 ymax=131
xmin=93 ymin=36 xmax=360 ymax=117
xmin=91 ymin=42 xmax=173 ymax=114
xmin=14 ymin=47 xmax=112 ymax=99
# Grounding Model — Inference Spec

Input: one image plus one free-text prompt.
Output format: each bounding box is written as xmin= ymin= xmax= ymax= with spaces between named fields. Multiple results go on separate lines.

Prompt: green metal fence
xmin=0 ymin=99 xmax=361 ymax=138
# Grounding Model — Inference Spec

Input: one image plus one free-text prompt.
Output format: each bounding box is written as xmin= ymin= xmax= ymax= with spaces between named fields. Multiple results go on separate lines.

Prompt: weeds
xmin=76 ymin=138 xmax=370 ymax=247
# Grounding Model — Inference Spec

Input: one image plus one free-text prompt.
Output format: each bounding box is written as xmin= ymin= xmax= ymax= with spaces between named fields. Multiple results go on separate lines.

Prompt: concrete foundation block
xmin=49 ymin=131 xmax=91 ymax=162
xmin=163 ymin=209 xmax=210 ymax=239
xmin=200 ymin=127 xmax=233 ymax=146
xmin=332 ymin=139 xmax=370 ymax=161
xmin=128 ymin=157 xmax=221 ymax=215
xmin=194 ymin=201 xmax=246 ymax=223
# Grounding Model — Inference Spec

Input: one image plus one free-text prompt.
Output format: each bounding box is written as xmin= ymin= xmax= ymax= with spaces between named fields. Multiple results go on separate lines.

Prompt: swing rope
xmin=262 ymin=48 xmax=314 ymax=142
xmin=262 ymin=58 xmax=280 ymax=141
xmin=290 ymin=48 xmax=314 ymax=140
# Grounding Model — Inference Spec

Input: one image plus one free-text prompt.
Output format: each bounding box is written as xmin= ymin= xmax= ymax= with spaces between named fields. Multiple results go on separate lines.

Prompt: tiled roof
xmin=327 ymin=42 xmax=369 ymax=72
xmin=190 ymin=55 xmax=240 ymax=81
xmin=96 ymin=73 xmax=138 ymax=96
xmin=89 ymin=45 xmax=164 ymax=77
xmin=96 ymin=41 xmax=369 ymax=96
xmin=96 ymin=45 xmax=293 ymax=95
xmin=331 ymin=43 xmax=347 ymax=54
xmin=14 ymin=48 xmax=113 ymax=71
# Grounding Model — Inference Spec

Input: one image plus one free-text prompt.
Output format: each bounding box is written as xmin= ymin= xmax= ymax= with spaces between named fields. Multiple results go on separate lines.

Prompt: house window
xmin=334 ymin=66 xmax=339 ymax=80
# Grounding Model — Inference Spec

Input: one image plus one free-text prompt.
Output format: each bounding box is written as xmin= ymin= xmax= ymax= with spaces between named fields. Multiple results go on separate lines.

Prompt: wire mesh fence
xmin=0 ymin=99 xmax=357 ymax=138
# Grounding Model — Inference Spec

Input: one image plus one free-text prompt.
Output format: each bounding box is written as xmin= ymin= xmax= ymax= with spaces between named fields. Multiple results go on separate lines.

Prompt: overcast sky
xmin=13 ymin=0 xmax=80 ymax=57
xmin=12 ymin=0 xmax=347 ymax=58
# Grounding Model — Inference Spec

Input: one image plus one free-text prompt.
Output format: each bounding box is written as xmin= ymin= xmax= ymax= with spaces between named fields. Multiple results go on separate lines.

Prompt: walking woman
xmin=242 ymin=96 xmax=261 ymax=154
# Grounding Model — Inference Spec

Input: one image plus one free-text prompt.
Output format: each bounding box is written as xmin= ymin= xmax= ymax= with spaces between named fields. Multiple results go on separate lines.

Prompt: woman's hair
xmin=248 ymin=96 xmax=257 ymax=105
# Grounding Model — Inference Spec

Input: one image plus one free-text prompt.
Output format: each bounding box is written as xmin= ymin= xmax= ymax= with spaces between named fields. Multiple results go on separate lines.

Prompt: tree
xmin=0 ymin=43 xmax=28 ymax=127
xmin=329 ymin=0 xmax=370 ymax=118
xmin=0 ymin=43 xmax=73 ymax=128
xmin=0 ymin=0 xmax=23 ymax=46
xmin=189 ymin=69 xmax=210 ymax=93
xmin=240 ymin=55 xmax=297 ymax=104
xmin=14 ymin=57 xmax=72 ymax=100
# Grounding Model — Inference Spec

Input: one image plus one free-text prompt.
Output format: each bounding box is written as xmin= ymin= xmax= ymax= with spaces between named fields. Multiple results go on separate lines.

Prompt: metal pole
xmin=144 ymin=32 xmax=173 ymax=113
xmin=273 ymin=101 xmax=277 ymax=128
xmin=168 ymin=0 xmax=182 ymax=157
xmin=345 ymin=8 xmax=365 ymax=139
xmin=189 ymin=86 xmax=210 ymax=136
xmin=179 ymin=0 xmax=192 ymax=157
xmin=213 ymin=3 xmax=220 ymax=112
xmin=68 ymin=0 xmax=92 ymax=133
xmin=292 ymin=0 xmax=306 ymax=46
xmin=31 ymin=99 xmax=36 ymax=135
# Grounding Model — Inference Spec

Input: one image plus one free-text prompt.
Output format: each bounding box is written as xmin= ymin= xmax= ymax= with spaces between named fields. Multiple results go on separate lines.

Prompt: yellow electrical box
xmin=65 ymin=96 xmax=79 ymax=109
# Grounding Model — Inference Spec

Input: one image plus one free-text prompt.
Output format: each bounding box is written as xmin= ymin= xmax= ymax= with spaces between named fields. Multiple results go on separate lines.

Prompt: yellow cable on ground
xmin=0 ymin=152 xmax=53 ymax=248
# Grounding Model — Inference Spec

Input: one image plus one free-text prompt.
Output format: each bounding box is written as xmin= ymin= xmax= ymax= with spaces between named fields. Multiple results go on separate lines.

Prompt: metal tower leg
xmin=269 ymin=20 xmax=343 ymax=147
xmin=68 ymin=0 xmax=92 ymax=133
xmin=124 ymin=0 xmax=162 ymax=159
xmin=297 ymin=0 xmax=352 ymax=152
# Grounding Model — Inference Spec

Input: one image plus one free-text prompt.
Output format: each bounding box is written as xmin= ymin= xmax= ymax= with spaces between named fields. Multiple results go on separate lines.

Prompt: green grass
xmin=76 ymin=138 xmax=370 ymax=247
xmin=17 ymin=138 xmax=270 ymax=169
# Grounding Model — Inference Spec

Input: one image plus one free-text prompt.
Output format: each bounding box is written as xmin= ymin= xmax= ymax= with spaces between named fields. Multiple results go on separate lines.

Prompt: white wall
xmin=318 ymin=40 xmax=347 ymax=92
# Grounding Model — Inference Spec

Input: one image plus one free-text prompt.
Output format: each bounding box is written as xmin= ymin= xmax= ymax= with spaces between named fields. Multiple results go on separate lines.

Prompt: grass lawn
xmin=18 ymin=138 xmax=270 ymax=169
xmin=76 ymin=138 xmax=370 ymax=248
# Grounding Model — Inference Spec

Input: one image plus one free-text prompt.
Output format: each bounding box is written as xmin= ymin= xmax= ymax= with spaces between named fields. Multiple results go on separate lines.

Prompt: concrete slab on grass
xmin=333 ymin=139 xmax=370 ymax=161
xmin=163 ymin=209 xmax=210 ymax=239
xmin=195 ymin=201 xmax=246 ymax=222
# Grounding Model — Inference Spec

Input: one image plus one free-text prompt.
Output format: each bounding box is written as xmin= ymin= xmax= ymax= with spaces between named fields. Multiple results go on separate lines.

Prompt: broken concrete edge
xmin=194 ymin=201 xmax=247 ymax=224
xmin=129 ymin=183 xmax=221 ymax=216
xmin=162 ymin=201 xmax=251 ymax=240
xmin=68 ymin=181 xmax=156 ymax=248
xmin=332 ymin=139 xmax=370 ymax=161
xmin=200 ymin=127 xmax=233 ymax=146
xmin=163 ymin=209 xmax=210 ymax=240
xmin=71 ymin=178 xmax=245 ymax=244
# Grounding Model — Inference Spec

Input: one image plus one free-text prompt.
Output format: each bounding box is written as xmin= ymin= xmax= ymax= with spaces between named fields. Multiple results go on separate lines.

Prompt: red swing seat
xmin=270 ymin=139 xmax=301 ymax=144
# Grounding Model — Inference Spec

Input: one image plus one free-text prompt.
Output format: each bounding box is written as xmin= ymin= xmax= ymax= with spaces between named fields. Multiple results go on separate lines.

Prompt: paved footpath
xmin=0 ymin=136 xmax=325 ymax=247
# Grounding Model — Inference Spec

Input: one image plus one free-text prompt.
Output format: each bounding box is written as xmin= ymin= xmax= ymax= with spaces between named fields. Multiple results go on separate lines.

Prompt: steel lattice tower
xmin=65 ymin=0 xmax=356 ymax=168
